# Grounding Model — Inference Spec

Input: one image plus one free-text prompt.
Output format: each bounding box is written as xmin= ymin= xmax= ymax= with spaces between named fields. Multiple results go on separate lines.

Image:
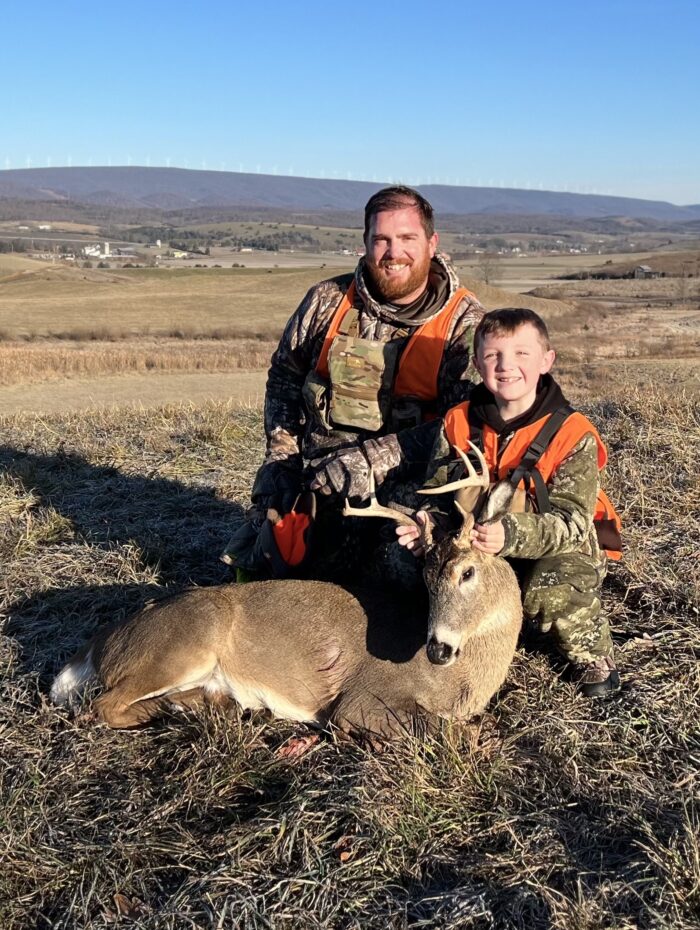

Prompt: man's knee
xmin=373 ymin=540 xmax=424 ymax=592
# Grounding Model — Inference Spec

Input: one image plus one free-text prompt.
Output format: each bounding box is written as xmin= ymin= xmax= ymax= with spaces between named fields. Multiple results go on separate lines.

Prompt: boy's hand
xmin=471 ymin=520 xmax=505 ymax=555
xmin=396 ymin=511 xmax=431 ymax=558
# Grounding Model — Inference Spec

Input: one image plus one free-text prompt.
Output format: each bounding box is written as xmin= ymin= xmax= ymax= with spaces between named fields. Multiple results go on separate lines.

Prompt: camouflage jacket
xmin=424 ymin=421 xmax=604 ymax=562
xmin=260 ymin=255 xmax=484 ymax=480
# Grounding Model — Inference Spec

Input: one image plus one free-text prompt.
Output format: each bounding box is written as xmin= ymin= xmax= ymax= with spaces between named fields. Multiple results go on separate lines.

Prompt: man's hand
xmin=308 ymin=448 xmax=371 ymax=500
xmin=396 ymin=510 xmax=431 ymax=559
xmin=470 ymin=520 xmax=505 ymax=555
xmin=251 ymin=458 xmax=303 ymax=516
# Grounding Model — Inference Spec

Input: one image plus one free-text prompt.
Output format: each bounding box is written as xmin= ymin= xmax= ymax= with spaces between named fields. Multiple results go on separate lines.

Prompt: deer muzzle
xmin=427 ymin=635 xmax=459 ymax=666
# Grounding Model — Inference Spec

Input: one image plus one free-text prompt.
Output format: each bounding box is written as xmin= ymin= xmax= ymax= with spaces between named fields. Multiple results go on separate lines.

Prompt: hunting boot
xmin=575 ymin=655 xmax=620 ymax=698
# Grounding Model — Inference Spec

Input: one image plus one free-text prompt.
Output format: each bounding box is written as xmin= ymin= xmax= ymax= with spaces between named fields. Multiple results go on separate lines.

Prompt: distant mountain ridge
xmin=0 ymin=166 xmax=698 ymax=223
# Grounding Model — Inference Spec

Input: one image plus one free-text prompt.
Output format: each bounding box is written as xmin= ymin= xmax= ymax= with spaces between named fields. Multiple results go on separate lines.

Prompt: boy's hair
xmin=473 ymin=308 xmax=551 ymax=354
xmin=363 ymin=185 xmax=435 ymax=239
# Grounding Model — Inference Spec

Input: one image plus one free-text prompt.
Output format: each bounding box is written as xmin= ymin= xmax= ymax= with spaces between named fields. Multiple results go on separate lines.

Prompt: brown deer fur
xmin=51 ymin=531 xmax=522 ymax=736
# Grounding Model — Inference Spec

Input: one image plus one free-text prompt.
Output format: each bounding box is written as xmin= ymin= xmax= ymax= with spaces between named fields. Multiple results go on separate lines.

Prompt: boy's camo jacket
xmin=424 ymin=424 xmax=604 ymax=560
xmin=262 ymin=255 xmax=484 ymax=469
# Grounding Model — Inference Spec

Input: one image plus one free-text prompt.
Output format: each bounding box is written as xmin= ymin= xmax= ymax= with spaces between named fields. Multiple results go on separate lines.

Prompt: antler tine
xmin=343 ymin=467 xmax=420 ymax=529
xmin=418 ymin=442 xmax=490 ymax=496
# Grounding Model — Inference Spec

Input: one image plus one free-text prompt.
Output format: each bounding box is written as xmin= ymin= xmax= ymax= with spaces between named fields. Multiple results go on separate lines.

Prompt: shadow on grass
xmin=0 ymin=444 xmax=246 ymax=677
xmin=0 ymin=444 xmax=245 ymax=583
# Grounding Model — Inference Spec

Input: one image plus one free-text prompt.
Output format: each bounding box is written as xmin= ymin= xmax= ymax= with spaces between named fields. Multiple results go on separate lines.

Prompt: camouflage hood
xmin=355 ymin=254 xmax=461 ymax=327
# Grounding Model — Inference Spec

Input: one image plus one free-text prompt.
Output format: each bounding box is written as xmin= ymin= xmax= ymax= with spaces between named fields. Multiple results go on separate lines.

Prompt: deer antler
xmin=417 ymin=442 xmax=490 ymax=496
xmin=343 ymin=468 xmax=421 ymax=529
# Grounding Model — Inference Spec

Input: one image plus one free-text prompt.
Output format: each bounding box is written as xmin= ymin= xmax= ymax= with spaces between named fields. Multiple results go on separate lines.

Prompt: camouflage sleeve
xmin=263 ymin=281 xmax=343 ymax=463
xmin=499 ymin=433 xmax=600 ymax=559
xmin=436 ymin=293 xmax=485 ymax=414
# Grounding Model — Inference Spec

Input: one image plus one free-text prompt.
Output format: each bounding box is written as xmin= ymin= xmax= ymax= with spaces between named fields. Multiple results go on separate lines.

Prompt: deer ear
xmin=477 ymin=480 xmax=516 ymax=525
xmin=454 ymin=500 xmax=476 ymax=546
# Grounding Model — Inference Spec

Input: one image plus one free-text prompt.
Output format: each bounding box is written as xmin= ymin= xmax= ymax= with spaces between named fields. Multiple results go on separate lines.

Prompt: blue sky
xmin=5 ymin=0 xmax=699 ymax=204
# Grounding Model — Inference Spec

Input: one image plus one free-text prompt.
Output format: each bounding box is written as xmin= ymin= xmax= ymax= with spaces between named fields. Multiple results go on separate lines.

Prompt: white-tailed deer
xmin=51 ymin=444 xmax=522 ymax=736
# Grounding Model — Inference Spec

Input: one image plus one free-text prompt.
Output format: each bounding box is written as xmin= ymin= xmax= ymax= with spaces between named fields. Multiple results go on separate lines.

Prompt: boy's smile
xmin=475 ymin=322 xmax=556 ymax=420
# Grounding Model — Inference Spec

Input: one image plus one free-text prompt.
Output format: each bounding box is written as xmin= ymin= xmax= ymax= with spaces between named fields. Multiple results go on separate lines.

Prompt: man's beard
xmin=365 ymin=253 xmax=432 ymax=303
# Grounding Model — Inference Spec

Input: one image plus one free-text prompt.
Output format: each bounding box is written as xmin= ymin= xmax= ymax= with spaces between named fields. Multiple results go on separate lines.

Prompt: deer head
xmin=345 ymin=442 xmax=517 ymax=668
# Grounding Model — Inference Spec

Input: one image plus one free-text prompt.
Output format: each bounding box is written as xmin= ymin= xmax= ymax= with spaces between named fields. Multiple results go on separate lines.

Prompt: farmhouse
xmin=634 ymin=264 xmax=660 ymax=279
xmin=83 ymin=242 xmax=111 ymax=259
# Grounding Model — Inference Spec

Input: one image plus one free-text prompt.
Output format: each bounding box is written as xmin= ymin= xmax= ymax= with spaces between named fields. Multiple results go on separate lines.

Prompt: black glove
xmin=251 ymin=458 xmax=303 ymax=515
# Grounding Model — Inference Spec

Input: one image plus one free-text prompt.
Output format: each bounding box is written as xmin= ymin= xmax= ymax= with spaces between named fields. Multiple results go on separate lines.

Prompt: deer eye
xmin=461 ymin=567 xmax=475 ymax=584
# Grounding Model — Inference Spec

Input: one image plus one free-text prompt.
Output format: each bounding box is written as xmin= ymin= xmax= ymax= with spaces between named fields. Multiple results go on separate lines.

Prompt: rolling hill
xmin=1 ymin=166 xmax=698 ymax=223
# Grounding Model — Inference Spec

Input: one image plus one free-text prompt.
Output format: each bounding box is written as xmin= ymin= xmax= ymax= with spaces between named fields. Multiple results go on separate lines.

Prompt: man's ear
xmin=429 ymin=233 xmax=438 ymax=258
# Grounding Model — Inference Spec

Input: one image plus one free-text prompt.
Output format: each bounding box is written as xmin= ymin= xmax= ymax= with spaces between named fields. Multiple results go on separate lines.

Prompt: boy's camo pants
xmin=515 ymin=552 xmax=613 ymax=665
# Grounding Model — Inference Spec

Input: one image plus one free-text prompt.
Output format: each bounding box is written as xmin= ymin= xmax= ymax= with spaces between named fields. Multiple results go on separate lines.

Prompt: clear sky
xmin=5 ymin=0 xmax=699 ymax=204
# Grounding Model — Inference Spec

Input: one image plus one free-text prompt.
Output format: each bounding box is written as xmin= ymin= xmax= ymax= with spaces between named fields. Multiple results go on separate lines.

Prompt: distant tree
xmin=476 ymin=252 xmax=500 ymax=285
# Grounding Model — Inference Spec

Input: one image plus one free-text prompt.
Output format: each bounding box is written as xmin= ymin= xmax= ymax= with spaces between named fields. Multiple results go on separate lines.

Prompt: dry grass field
xmin=1 ymin=250 xmax=699 ymax=927
xmin=0 ymin=259 xmax=581 ymax=413
xmin=1 ymin=383 xmax=699 ymax=929
xmin=0 ymin=264 xmax=332 ymax=339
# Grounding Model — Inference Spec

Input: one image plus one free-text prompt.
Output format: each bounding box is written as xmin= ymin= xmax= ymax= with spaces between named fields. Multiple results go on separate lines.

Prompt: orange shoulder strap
xmin=394 ymin=287 xmax=475 ymax=401
xmin=315 ymin=281 xmax=356 ymax=380
xmin=532 ymin=413 xmax=607 ymax=483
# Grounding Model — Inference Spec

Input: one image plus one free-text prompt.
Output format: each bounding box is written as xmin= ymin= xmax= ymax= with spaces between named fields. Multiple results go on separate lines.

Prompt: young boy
xmin=397 ymin=307 xmax=621 ymax=697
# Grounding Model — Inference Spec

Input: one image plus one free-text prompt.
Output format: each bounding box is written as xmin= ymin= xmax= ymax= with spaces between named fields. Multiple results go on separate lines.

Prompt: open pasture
xmin=0 ymin=381 xmax=699 ymax=928
xmin=0 ymin=258 xmax=698 ymax=413
xmin=0 ymin=264 xmax=338 ymax=340
xmin=0 ymin=261 xmax=582 ymax=413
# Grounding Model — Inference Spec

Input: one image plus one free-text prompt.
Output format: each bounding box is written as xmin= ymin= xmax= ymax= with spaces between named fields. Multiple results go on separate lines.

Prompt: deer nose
xmin=427 ymin=637 xmax=455 ymax=666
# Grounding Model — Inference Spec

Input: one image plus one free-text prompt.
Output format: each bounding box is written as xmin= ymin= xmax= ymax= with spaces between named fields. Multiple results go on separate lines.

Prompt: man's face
xmin=474 ymin=323 xmax=555 ymax=414
xmin=364 ymin=204 xmax=438 ymax=304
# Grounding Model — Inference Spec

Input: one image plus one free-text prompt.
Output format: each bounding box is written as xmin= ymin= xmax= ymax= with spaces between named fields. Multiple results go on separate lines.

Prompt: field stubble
xmin=0 ymin=337 xmax=277 ymax=386
xmin=1 ymin=381 xmax=699 ymax=929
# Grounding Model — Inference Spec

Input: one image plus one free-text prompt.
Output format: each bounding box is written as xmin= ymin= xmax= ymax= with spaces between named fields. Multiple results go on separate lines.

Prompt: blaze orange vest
xmin=315 ymin=281 xmax=475 ymax=402
xmin=444 ymin=401 xmax=622 ymax=559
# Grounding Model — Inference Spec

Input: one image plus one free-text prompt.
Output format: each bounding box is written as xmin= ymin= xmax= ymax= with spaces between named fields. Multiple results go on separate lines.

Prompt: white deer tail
xmin=50 ymin=647 xmax=97 ymax=705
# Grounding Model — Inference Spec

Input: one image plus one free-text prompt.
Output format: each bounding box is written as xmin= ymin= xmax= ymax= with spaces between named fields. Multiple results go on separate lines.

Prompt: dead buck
xmin=51 ymin=444 xmax=522 ymax=736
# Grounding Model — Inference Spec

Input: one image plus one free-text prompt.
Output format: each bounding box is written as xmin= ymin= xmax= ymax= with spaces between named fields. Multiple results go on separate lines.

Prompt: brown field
xmin=1 ymin=384 xmax=698 ymax=928
xmin=1 ymin=244 xmax=700 ymax=927
xmin=0 ymin=338 xmax=276 ymax=386
xmin=1 ymin=253 xmax=698 ymax=413
xmin=0 ymin=264 xmax=336 ymax=339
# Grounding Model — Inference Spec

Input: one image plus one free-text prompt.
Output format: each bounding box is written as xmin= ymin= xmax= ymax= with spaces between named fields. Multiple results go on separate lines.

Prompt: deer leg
xmin=94 ymin=685 xmax=168 ymax=728
xmin=332 ymin=691 xmax=418 ymax=740
xmin=169 ymin=688 xmax=237 ymax=714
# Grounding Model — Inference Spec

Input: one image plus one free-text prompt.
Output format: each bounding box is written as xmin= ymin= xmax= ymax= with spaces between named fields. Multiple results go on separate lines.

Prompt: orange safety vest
xmin=315 ymin=281 xmax=475 ymax=402
xmin=444 ymin=401 xmax=622 ymax=559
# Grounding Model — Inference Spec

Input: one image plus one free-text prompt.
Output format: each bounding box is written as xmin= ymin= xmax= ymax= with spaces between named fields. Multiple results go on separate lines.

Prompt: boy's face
xmin=474 ymin=322 xmax=556 ymax=413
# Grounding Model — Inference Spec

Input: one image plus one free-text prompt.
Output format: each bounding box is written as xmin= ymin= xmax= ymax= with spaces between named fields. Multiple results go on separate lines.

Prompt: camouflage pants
xmin=516 ymin=552 xmax=613 ymax=665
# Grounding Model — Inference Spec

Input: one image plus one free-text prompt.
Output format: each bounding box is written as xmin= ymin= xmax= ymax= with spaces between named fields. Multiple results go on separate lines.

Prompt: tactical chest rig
xmin=310 ymin=281 xmax=473 ymax=434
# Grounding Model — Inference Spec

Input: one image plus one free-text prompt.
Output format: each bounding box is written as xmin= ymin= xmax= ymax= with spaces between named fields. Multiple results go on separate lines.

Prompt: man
xmin=223 ymin=185 xmax=485 ymax=580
